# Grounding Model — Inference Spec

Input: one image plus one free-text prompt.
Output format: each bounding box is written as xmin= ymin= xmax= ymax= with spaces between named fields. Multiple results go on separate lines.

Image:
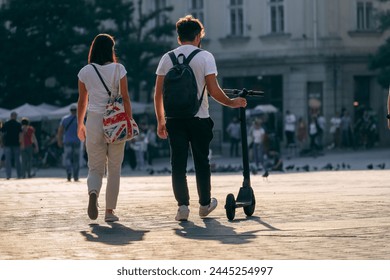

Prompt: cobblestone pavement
xmin=0 ymin=148 xmax=389 ymax=259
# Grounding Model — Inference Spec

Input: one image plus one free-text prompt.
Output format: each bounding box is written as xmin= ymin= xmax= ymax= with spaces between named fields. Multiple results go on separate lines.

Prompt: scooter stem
xmin=239 ymin=89 xmax=251 ymax=187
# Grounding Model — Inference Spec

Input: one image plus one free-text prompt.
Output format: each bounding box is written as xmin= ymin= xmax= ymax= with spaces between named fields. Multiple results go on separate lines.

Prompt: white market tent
xmin=36 ymin=103 xmax=60 ymax=111
xmin=0 ymin=101 xmax=154 ymax=122
xmin=0 ymin=107 xmax=10 ymax=116
xmin=46 ymin=101 xmax=154 ymax=120
xmin=0 ymin=103 xmax=52 ymax=122
xmin=47 ymin=103 xmax=78 ymax=120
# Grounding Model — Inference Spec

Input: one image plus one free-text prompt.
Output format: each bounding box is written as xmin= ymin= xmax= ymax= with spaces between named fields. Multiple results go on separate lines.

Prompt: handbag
xmin=90 ymin=63 xmax=139 ymax=144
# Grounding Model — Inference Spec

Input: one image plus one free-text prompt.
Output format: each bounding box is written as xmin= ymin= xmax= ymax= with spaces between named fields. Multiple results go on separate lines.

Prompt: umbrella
xmin=246 ymin=104 xmax=278 ymax=117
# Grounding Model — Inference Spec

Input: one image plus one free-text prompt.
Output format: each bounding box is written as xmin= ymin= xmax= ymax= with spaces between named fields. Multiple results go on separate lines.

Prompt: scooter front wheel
xmin=225 ymin=193 xmax=236 ymax=221
xmin=243 ymin=191 xmax=256 ymax=217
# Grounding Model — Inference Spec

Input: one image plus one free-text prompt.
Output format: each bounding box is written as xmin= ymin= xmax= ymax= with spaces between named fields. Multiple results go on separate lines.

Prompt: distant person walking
xmin=328 ymin=112 xmax=341 ymax=149
xmin=20 ymin=118 xmax=39 ymax=178
xmin=1 ymin=112 xmax=22 ymax=179
xmin=340 ymin=110 xmax=352 ymax=148
xmin=250 ymin=119 xmax=266 ymax=169
xmin=57 ymin=105 xmax=80 ymax=182
xmin=284 ymin=110 xmax=296 ymax=147
xmin=226 ymin=117 xmax=241 ymax=157
xmin=77 ymin=33 xmax=133 ymax=222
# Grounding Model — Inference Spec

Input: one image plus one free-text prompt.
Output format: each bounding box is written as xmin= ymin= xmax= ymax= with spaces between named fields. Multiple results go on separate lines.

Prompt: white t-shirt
xmin=252 ymin=127 xmax=265 ymax=144
xmin=155 ymin=45 xmax=218 ymax=118
xmin=284 ymin=114 xmax=296 ymax=132
xmin=78 ymin=63 xmax=127 ymax=113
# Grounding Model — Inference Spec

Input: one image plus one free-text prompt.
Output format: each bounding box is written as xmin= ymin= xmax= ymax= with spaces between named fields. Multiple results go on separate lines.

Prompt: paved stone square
xmin=0 ymin=149 xmax=389 ymax=260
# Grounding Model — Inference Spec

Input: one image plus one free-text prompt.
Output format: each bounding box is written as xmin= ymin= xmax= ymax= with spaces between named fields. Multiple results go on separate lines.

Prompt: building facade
xmin=141 ymin=0 xmax=390 ymax=149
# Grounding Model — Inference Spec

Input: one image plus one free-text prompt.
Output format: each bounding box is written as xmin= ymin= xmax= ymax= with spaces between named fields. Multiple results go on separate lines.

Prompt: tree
xmin=0 ymin=0 xmax=97 ymax=108
xmin=0 ymin=0 xmax=175 ymax=108
xmin=370 ymin=0 xmax=390 ymax=88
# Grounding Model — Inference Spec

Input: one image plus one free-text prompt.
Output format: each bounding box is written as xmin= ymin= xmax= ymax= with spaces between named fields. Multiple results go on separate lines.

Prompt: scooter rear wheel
xmin=243 ymin=192 xmax=255 ymax=217
xmin=225 ymin=193 xmax=236 ymax=221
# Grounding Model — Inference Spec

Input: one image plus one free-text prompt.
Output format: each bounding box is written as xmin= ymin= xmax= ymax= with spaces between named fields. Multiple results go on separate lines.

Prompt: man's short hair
xmin=176 ymin=15 xmax=205 ymax=43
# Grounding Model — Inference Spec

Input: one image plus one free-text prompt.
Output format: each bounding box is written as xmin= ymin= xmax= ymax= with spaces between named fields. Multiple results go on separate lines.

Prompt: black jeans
xmin=166 ymin=117 xmax=214 ymax=207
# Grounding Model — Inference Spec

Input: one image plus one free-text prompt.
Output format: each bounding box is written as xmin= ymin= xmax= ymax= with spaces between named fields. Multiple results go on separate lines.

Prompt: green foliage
xmin=370 ymin=0 xmax=390 ymax=87
xmin=0 ymin=0 xmax=175 ymax=108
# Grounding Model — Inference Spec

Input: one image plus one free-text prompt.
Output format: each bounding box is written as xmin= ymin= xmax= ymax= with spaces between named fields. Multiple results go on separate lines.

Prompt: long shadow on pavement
xmin=174 ymin=218 xmax=263 ymax=244
xmin=80 ymin=222 xmax=149 ymax=246
xmin=230 ymin=216 xmax=281 ymax=231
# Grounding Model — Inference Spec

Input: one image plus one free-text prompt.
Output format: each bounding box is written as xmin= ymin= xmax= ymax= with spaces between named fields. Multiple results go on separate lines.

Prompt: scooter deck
xmin=235 ymin=185 xmax=254 ymax=207
xmin=235 ymin=201 xmax=253 ymax=208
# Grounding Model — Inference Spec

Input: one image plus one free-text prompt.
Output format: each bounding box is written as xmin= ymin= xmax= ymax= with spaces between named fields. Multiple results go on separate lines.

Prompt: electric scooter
xmin=223 ymin=88 xmax=264 ymax=221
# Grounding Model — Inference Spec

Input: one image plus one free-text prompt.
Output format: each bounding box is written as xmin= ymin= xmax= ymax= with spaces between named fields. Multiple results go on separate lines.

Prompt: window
xmin=189 ymin=0 xmax=204 ymax=23
xmin=269 ymin=0 xmax=284 ymax=33
xmin=155 ymin=0 xmax=168 ymax=26
xmin=229 ymin=0 xmax=244 ymax=36
xmin=356 ymin=1 xmax=376 ymax=30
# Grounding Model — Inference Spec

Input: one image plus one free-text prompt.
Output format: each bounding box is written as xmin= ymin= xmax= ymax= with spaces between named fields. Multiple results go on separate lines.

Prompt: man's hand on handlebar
xmin=230 ymin=97 xmax=247 ymax=108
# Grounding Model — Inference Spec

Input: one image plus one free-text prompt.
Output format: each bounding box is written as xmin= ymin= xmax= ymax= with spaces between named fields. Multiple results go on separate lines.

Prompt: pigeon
xmin=147 ymin=168 xmax=155 ymax=175
xmin=262 ymin=170 xmax=269 ymax=180
xmin=321 ymin=163 xmax=333 ymax=170
xmin=377 ymin=163 xmax=385 ymax=170
xmin=285 ymin=164 xmax=295 ymax=171
xmin=367 ymin=164 xmax=373 ymax=170
xmin=301 ymin=165 xmax=310 ymax=172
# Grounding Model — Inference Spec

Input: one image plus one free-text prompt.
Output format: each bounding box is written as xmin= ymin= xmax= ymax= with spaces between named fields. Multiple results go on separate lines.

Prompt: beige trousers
xmin=86 ymin=111 xmax=125 ymax=209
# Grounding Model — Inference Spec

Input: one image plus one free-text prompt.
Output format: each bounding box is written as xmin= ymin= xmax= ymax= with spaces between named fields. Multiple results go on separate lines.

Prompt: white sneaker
xmin=105 ymin=211 xmax=119 ymax=222
xmin=175 ymin=205 xmax=190 ymax=221
xmin=199 ymin=198 xmax=218 ymax=218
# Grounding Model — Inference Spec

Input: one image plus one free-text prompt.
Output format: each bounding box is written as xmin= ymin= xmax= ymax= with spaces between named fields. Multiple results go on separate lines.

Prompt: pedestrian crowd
xmin=224 ymin=105 xmax=379 ymax=172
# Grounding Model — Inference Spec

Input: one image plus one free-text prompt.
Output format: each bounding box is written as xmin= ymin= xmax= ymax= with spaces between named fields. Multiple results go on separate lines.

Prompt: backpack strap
xmin=64 ymin=115 xmax=76 ymax=133
xmin=90 ymin=63 xmax=111 ymax=96
xmin=185 ymin=48 xmax=203 ymax=64
xmin=168 ymin=49 xmax=203 ymax=65
xmin=168 ymin=52 xmax=178 ymax=66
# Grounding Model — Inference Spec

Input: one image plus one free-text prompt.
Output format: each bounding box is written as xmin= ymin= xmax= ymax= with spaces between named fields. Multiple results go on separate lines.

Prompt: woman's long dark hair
xmin=88 ymin=33 xmax=117 ymax=65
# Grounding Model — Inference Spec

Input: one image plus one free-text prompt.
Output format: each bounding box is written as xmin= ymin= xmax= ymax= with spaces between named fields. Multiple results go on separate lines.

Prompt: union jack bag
xmin=91 ymin=63 xmax=139 ymax=144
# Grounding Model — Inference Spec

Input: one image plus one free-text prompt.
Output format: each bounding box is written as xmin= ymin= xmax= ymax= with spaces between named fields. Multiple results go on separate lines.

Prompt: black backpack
xmin=163 ymin=49 xmax=206 ymax=118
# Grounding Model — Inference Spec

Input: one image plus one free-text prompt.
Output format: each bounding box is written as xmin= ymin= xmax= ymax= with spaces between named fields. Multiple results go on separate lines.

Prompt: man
xmin=1 ymin=111 xmax=22 ymax=179
xmin=284 ymin=110 xmax=296 ymax=147
xmin=226 ymin=117 xmax=241 ymax=157
xmin=57 ymin=105 xmax=81 ymax=181
xmin=154 ymin=15 xmax=246 ymax=221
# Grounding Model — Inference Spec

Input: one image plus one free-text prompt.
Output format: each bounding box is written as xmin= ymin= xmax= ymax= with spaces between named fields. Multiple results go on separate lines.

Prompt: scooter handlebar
xmin=223 ymin=88 xmax=264 ymax=97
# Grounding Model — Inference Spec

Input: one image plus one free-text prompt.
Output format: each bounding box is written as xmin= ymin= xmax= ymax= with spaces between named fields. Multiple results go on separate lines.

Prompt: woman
xmin=21 ymin=118 xmax=39 ymax=178
xmin=77 ymin=34 xmax=132 ymax=222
